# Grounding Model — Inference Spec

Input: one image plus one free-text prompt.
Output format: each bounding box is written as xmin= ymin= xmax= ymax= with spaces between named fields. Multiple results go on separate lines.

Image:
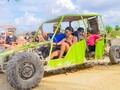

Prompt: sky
xmin=0 ymin=0 xmax=120 ymax=33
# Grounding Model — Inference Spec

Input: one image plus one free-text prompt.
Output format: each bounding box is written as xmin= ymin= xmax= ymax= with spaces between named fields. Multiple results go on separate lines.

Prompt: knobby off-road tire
xmin=109 ymin=45 xmax=120 ymax=64
xmin=6 ymin=52 xmax=44 ymax=90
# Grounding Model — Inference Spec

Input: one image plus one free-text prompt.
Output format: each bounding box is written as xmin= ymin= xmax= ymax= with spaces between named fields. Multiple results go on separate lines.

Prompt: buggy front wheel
xmin=6 ymin=52 xmax=44 ymax=90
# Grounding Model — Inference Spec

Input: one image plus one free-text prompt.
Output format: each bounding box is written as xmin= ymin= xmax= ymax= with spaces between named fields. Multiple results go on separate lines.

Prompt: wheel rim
xmin=114 ymin=49 xmax=120 ymax=59
xmin=19 ymin=62 xmax=35 ymax=80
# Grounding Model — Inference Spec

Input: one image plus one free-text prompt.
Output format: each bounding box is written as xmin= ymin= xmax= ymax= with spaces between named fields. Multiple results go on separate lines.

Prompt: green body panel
xmin=47 ymin=40 xmax=86 ymax=70
xmin=95 ymin=39 xmax=105 ymax=59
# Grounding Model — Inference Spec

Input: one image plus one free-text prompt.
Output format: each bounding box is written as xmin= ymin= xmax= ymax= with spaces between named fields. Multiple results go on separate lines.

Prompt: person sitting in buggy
xmin=24 ymin=33 xmax=31 ymax=42
xmin=50 ymin=26 xmax=78 ymax=59
xmin=6 ymin=32 xmax=17 ymax=45
xmin=38 ymin=23 xmax=66 ymax=58
xmin=0 ymin=35 xmax=4 ymax=46
xmin=87 ymin=28 xmax=103 ymax=52
xmin=4 ymin=32 xmax=18 ymax=49
xmin=73 ymin=27 xmax=85 ymax=41
xmin=41 ymin=23 xmax=66 ymax=43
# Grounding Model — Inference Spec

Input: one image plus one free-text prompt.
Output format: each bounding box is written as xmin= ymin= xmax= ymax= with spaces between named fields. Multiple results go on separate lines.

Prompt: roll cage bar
xmin=33 ymin=14 xmax=106 ymax=59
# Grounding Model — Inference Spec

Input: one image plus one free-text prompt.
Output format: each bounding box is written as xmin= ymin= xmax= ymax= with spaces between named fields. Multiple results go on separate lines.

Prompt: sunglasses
xmin=65 ymin=31 xmax=69 ymax=34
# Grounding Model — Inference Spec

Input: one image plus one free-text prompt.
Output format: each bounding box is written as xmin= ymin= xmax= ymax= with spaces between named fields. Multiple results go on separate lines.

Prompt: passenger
xmin=6 ymin=32 xmax=17 ymax=45
xmin=18 ymin=36 xmax=27 ymax=46
xmin=38 ymin=23 xmax=66 ymax=58
xmin=24 ymin=33 xmax=31 ymax=42
xmin=1 ymin=31 xmax=5 ymax=40
xmin=30 ymin=31 xmax=40 ymax=42
xmin=0 ymin=35 xmax=10 ymax=48
xmin=0 ymin=35 xmax=4 ymax=46
xmin=87 ymin=28 xmax=103 ymax=51
xmin=77 ymin=27 xmax=85 ymax=40
xmin=50 ymin=26 xmax=78 ymax=59
xmin=7 ymin=35 xmax=27 ymax=49
xmin=34 ymin=36 xmax=39 ymax=42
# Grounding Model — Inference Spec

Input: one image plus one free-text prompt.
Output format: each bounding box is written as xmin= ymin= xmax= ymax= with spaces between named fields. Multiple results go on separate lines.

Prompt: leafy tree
xmin=106 ymin=25 xmax=113 ymax=33
xmin=115 ymin=25 xmax=120 ymax=31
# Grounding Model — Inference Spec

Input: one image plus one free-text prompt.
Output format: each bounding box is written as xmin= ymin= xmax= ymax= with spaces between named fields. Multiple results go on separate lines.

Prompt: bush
xmin=115 ymin=25 xmax=120 ymax=31
xmin=110 ymin=31 xmax=120 ymax=38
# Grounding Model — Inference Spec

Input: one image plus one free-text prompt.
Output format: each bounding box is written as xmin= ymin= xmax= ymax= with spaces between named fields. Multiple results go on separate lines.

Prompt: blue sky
xmin=0 ymin=0 xmax=120 ymax=33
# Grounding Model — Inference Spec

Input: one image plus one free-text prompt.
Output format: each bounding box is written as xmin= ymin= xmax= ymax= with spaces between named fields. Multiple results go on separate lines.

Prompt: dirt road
xmin=1 ymin=64 xmax=120 ymax=90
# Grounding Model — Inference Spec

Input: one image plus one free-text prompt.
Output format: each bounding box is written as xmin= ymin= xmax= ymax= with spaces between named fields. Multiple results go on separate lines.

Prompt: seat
xmin=73 ymin=31 xmax=80 ymax=41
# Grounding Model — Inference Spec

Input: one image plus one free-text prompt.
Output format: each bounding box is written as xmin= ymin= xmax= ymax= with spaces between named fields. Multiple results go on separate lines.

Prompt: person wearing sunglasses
xmin=50 ymin=26 xmax=78 ymax=59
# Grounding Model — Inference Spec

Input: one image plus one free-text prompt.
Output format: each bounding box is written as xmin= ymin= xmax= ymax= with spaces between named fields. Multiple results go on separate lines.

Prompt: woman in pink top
xmin=87 ymin=28 xmax=103 ymax=51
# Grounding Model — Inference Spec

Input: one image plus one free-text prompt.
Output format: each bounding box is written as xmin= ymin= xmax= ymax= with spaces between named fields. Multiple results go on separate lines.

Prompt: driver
xmin=41 ymin=23 xmax=66 ymax=43
xmin=39 ymin=23 xmax=66 ymax=58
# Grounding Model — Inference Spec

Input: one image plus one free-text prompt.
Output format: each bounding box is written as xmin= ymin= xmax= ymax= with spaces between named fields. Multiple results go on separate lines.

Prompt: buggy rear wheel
xmin=109 ymin=45 xmax=120 ymax=64
xmin=6 ymin=52 xmax=44 ymax=90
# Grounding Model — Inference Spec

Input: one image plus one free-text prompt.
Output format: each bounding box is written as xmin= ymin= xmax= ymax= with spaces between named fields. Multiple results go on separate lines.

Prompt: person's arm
xmin=69 ymin=36 xmax=78 ymax=45
xmin=40 ymin=26 xmax=46 ymax=38
xmin=95 ymin=35 xmax=103 ymax=43
xmin=73 ymin=36 xmax=78 ymax=44
xmin=96 ymin=37 xmax=103 ymax=42
xmin=40 ymin=26 xmax=51 ymax=39
xmin=53 ymin=38 xmax=65 ymax=45
xmin=66 ymin=36 xmax=78 ymax=46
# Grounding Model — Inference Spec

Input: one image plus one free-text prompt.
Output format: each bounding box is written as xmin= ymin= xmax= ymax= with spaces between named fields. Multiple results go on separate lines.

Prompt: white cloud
xmin=51 ymin=0 xmax=77 ymax=14
xmin=21 ymin=6 xmax=39 ymax=12
xmin=82 ymin=9 xmax=120 ymax=26
xmin=0 ymin=0 xmax=6 ymax=4
xmin=103 ymin=10 xmax=120 ymax=25
xmin=52 ymin=9 xmax=61 ymax=14
xmin=23 ymin=0 xmax=40 ymax=3
xmin=56 ymin=0 xmax=76 ymax=11
xmin=22 ymin=0 xmax=78 ymax=16
xmin=15 ymin=12 xmax=42 ymax=26
xmin=83 ymin=10 xmax=98 ymax=14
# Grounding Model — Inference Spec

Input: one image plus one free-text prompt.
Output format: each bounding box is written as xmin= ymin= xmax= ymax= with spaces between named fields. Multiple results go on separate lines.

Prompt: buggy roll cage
xmin=0 ymin=14 xmax=106 ymax=61
xmin=34 ymin=14 xmax=106 ymax=59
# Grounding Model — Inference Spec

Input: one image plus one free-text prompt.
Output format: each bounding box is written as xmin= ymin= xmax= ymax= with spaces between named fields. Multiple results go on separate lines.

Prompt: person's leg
xmin=59 ymin=42 xmax=70 ymax=58
xmin=50 ymin=50 xmax=60 ymax=60
xmin=88 ymin=45 xmax=95 ymax=51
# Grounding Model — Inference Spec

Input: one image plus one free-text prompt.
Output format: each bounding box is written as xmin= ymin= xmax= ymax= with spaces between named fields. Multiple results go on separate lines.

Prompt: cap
xmin=53 ymin=23 xmax=61 ymax=28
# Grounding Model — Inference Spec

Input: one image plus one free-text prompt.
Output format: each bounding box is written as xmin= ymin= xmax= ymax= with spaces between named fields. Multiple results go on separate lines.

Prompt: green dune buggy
xmin=0 ymin=14 xmax=107 ymax=89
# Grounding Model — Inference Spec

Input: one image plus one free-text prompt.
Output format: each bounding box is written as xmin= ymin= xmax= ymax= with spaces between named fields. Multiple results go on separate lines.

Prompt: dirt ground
xmin=1 ymin=64 xmax=120 ymax=90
